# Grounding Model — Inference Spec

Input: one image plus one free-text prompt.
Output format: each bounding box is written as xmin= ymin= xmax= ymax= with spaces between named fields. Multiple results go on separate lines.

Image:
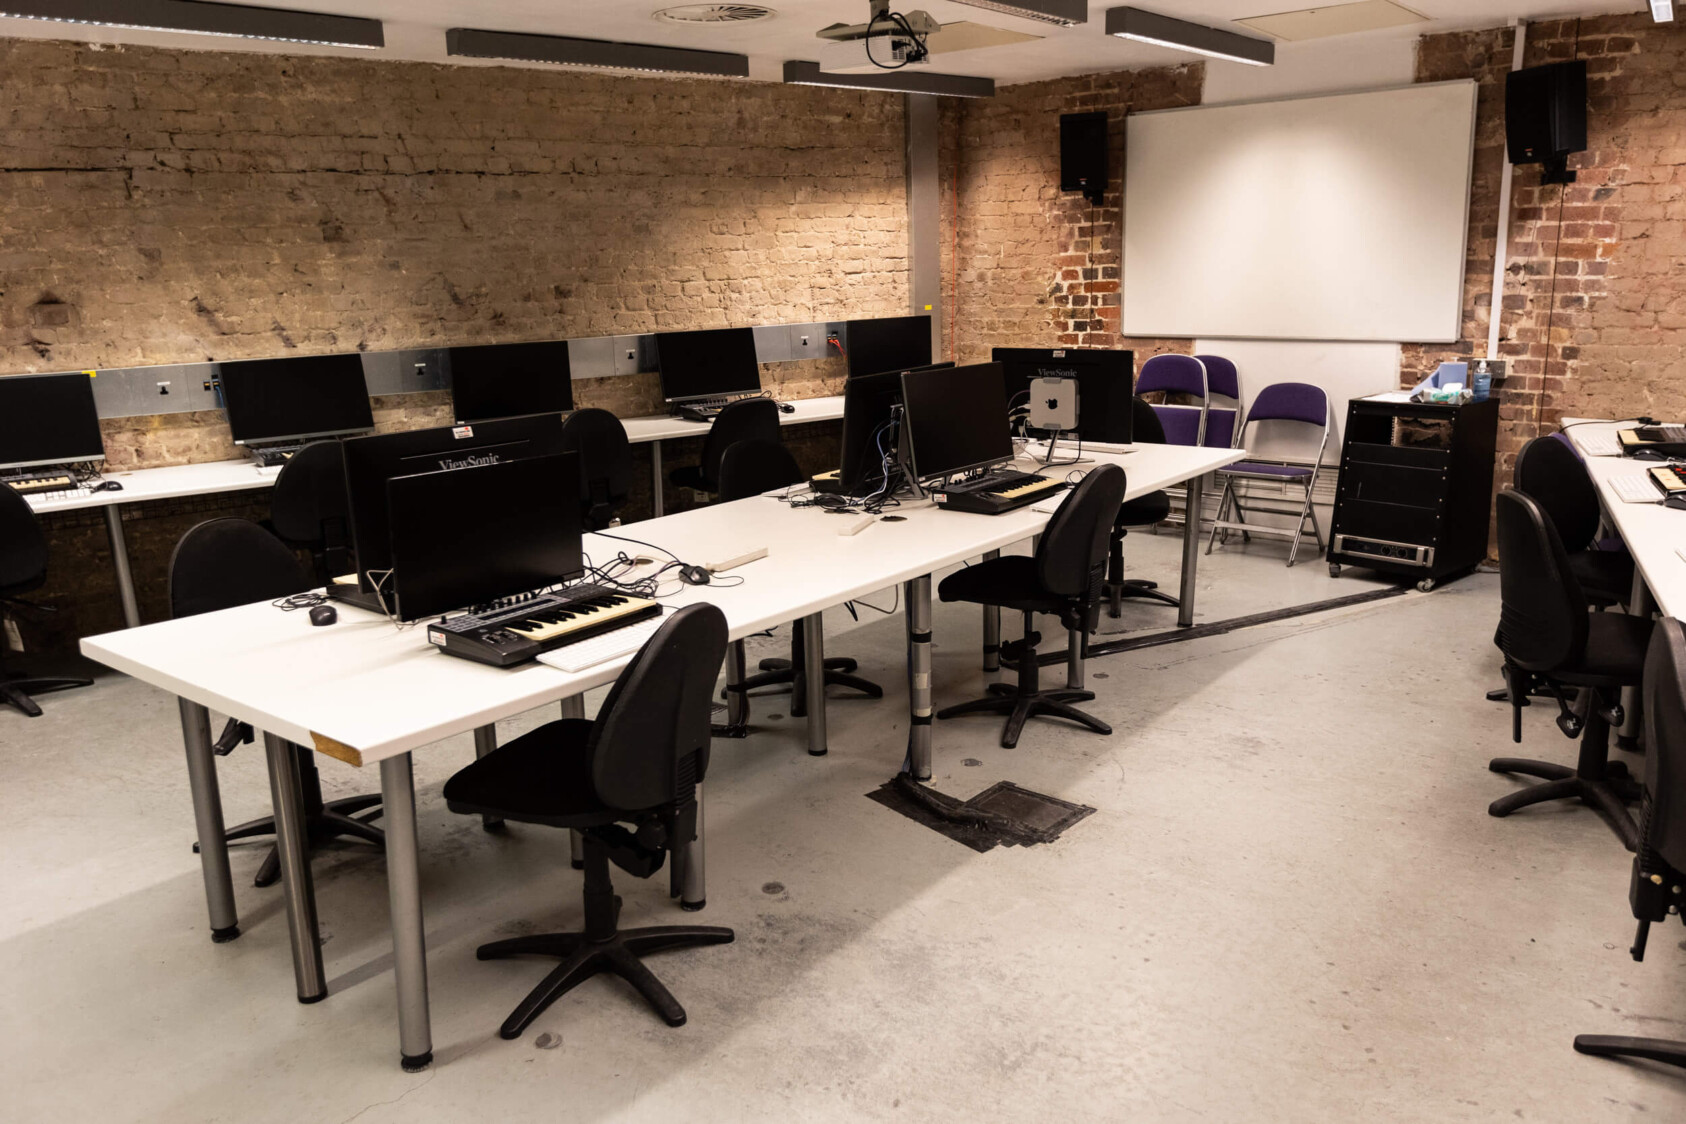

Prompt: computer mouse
xmin=1665 ymin=495 xmax=1686 ymax=512
xmin=1633 ymin=449 xmax=1668 ymax=461
xmin=95 ymin=480 xmax=123 ymax=492
xmin=678 ymin=564 xmax=712 ymax=586
xmin=309 ymin=604 xmax=338 ymax=626
xmin=779 ymin=402 xmax=796 ymax=414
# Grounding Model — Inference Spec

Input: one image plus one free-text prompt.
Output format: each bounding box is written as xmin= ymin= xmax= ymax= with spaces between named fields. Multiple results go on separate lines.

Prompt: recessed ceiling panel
xmin=1238 ymin=1 xmax=1427 ymax=42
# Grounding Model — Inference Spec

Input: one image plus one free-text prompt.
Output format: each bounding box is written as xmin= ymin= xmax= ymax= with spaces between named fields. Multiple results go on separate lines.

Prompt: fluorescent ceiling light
xmin=1651 ymin=0 xmax=1674 ymax=23
xmin=1106 ymin=6 xmax=1275 ymax=66
xmin=0 ymin=0 xmax=384 ymax=48
xmin=783 ymin=60 xmax=994 ymax=98
xmin=945 ymin=0 xmax=1088 ymax=26
xmin=447 ymin=28 xmax=748 ymax=77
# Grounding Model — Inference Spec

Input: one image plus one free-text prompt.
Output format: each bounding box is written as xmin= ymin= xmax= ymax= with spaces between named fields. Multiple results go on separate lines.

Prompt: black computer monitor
xmin=900 ymin=362 xmax=1014 ymax=483
xmin=845 ymin=315 xmax=933 ymax=378
xmin=0 ymin=372 xmax=105 ymax=471
xmin=386 ymin=452 xmax=584 ymax=622
xmin=654 ymin=327 xmax=762 ymax=403
xmin=833 ymin=363 xmax=952 ymax=492
xmin=993 ymin=348 xmax=1135 ymax=443
xmin=341 ymin=413 xmax=566 ymax=595
xmin=448 ymin=341 xmax=575 ymax=423
xmin=218 ymin=354 xmax=374 ymax=445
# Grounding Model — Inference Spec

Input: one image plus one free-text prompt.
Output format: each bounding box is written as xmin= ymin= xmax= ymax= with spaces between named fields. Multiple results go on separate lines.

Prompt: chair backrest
xmin=1640 ymin=617 xmax=1686 ymax=875
xmin=700 ymin=398 xmax=781 ymax=485
xmin=560 ymin=408 xmax=632 ymax=531
xmin=270 ymin=440 xmax=349 ymax=547
xmin=716 ymin=438 xmax=803 ymax=502
xmin=0 ymin=485 xmax=49 ymax=593
xmin=1129 ymin=396 xmax=1166 ymax=445
xmin=1494 ymin=488 xmax=1588 ymax=674
xmin=1239 ymin=381 xmax=1331 ymax=463
xmin=1514 ymin=434 xmax=1601 ymax=553
xmin=169 ymin=518 xmax=309 ymax=620
xmin=1194 ymin=355 xmax=1240 ymax=400
xmin=1136 ymin=354 xmax=1208 ymax=447
xmin=1035 ymin=463 xmax=1126 ymax=598
xmin=588 ymin=602 xmax=729 ymax=812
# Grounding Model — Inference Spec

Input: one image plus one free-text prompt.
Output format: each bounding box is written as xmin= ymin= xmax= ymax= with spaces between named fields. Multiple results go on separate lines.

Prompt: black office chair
xmin=937 ymin=464 xmax=1126 ymax=748
xmin=270 ymin=440 xmax=351 ymax=584
xmin=443 ymin=603 xmax=734 ymax=1040
xmin=1104 ymin=397 xmax=1178 ymax=615
xmin=1574 ymin=616 xmax=1686 ymax=1071
xmin=1488 ymin=489 xmax=1650 ymax=849
xmin=561 ymin=408 xmax=633 ymax=531
xmin=1516 ymin=435 xmax=1634 ymax=608
xmin=668 ymin=397 xmax=780 ymax=497
xmin=716 ymin=439 xmax=882 ymax=717
xmin=0 ymin=485 xmax=92 ymax=717
xmin=171 ymin=518 xmax=383 ymax=886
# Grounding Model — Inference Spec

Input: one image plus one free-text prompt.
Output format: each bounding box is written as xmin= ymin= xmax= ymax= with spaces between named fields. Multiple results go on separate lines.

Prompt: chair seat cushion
xmin=938 ymin=556 xmax=1065 ymax=614
xmin=1216 ymin=461 xmax=1315 ymax=479
xmin=442 ymin=719 xmax=617 ymax=828
xmin=1117 ymin=489 xmax=1170 ymax=528
xmin=1569 ymin=548 xmax=1635 ymax=607
xmin=669 ymin=465 xmax=712 ymax=493
xmin=1559 ymin=613 xmax=1654 ymax=688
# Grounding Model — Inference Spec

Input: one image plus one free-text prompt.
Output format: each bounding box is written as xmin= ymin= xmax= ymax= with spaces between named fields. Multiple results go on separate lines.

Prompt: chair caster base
xmin=1487 ymin=757 xmax=1641 ymax=850
xmin=1573 ymin=1034 xmax=1686 ymax=1069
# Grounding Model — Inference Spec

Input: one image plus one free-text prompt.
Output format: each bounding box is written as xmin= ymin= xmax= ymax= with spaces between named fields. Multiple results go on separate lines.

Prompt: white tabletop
xmin=81 ymin=443 xmax=1238 ymax=767
xmin=24 ymin=458 xmax=276 ymax=514
xmin=619 ymin=395 xmax=844 ymax=443
xmin=1562 ymin=418 xmax=1686 ymax=619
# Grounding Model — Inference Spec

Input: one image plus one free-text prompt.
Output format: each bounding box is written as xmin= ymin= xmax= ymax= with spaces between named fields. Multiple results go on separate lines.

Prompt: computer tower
xmin=1506 ymin=61 xmax=1587 ymax=184
xmin=1060 ymin=111 xmax=1107 ymax=205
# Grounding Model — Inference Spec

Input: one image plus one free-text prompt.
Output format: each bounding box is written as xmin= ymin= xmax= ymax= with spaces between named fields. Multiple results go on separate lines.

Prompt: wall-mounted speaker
xmin=1060 ymin=111 xmax=1107 ymax=205
xmin=1506 ymin=60 xmax=1587 ymax=185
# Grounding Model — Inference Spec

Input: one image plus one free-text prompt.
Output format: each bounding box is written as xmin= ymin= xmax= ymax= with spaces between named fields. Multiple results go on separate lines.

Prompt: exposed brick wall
xmin=938 ymin=64 xmax=1203 ymax=366
xmin=1410 ymin=16 xmax=1686 ymax=495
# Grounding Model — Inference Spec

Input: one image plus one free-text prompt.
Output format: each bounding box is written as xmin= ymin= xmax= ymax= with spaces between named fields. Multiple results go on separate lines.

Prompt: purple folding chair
xmin=1206 ymin=381 xmax=1331 ymax=567
xmin=1194 ymin=354 xmax=1243 ymax=449
xmin=1135 ymin=354 xmax=1208 ymax=447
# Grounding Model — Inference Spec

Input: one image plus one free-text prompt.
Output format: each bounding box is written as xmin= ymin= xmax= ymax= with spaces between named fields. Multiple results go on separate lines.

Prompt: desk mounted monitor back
xmin=899 ymin=362 xmax=1014 ymax=484
xmin=0 ymin=371 xmax=105 ymax=472
xmin=448 ymin=340 xmax=574 ymax=423
xmin=217 ymin=353 xmax=374 ymax=445
xmin=993 ymin=347 xmax=1134 ymax=443
xmin=386 ymin=452 xmax=584 ymax=623
xmin=341 ymin=413 xmax=566 ymax=596
xmin=654 ymin=327 xmax=761 ymax=403
xmin=845 ymin=315 xmax=933 ymax=379
xmin=837 ymin=362 xmax=953 ymax=492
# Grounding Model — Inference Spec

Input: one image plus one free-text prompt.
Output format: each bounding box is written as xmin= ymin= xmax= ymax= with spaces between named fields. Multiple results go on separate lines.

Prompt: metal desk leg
xmin=802 ymin=612 xmax=828 ymax=756
xmin=1177 ymin=472 xmax=1206 ymax=629
xmin=380 ymin=752 xmax=433 ymax=1072
xmin=104 ymin=504 xmax=140 ymax=628
xmin=559 ymin=694 xmax=587 ymax=867
xmin=680 ymin=783 xmax=706 ymax=912
xmin=179 ymin=698 xmax=239 ymax=942
xmin=262 ymin=733 xmax=326 ymax=1004
xmin=472 ymin=725 xmax=503 ymax=831
xmin=981 ymin=549 xmax=1001 ymax=672
xmin=725 ymin=640 xmax=748 ymax=727
xmin=904 ymin=575 xmax=934 ymax=781
xmin=1618 ymin=572 xmax=1656 ymax=749
xmin=651 ymin=439 xmax=665 ymax=518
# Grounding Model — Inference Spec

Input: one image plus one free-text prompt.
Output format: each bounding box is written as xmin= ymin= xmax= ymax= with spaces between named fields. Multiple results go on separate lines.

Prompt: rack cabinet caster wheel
xmin=1416 ymin=577 xmax=1436 ymax=593
xmin=1328 ymin=563 xmax=1342 ymax=578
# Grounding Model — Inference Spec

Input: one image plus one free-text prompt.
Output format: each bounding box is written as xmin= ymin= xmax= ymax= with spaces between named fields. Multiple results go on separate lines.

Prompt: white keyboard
xmin=24 ymin=486 xmax=96 ymax=506
xmin=1608 ymin=474 xmax=1663 ymax=503
xmin=1576 ymin=430 xmax=1624 ymax=457
xmin=536 ymin=609 xmax=669 ymax=674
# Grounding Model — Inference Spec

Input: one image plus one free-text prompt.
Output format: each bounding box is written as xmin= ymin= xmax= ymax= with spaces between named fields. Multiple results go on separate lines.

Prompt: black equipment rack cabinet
xmin=1326 ymin=396 xmax=1499 ymax=591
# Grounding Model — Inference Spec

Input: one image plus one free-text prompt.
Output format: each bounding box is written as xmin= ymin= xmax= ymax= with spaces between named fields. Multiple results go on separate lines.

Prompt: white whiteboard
xmin=1124 ymin=81 xmax=1478 ymax=343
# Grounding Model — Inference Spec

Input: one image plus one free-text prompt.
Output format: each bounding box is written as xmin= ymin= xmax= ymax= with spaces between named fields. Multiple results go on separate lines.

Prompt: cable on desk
xmin=272 ymin=592 xmax=329 ymax=612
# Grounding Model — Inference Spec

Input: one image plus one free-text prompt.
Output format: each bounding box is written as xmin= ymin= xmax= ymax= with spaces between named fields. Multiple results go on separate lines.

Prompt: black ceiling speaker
xmin=1506 ymin=60 xmax=1588 ymax=186
xmin=1060 ymin=111 xmax=1107 ymax=205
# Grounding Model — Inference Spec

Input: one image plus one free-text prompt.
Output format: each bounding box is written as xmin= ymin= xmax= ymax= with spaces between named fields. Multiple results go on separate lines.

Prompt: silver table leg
xmin=981 ymin=549 xmax=1001 ymax=672
xmin=104 ymin=504 xmax=140 ymax=628
xmin=559 ymin=694 xmax=587 ymax=866
xmin=1178 ymin=472 xmax=1206 ymax=629
xmin=1618 ymin=571 xmax=1656 ymax=749
xmin=904 ymin=574 xmax=934 ymax=781
xmin=724 ymin=640 xmax=749 ymax=727
xmin=472 ymin=724 xmax=503 ymax=831
xmin=680 ymin=783 xmax=706 ymax=911
xmin=380 ymin=752 xmax=433 ymax=1071
xmin=179 ymin=698 xmax=239 ymax=942
xmin=651 ymin=439 xmax=665 ymax=518
xmin=802 ymin=612 xmax=828 ymax=757
xmin=262 ymin=733 xmax=326 ymax=1004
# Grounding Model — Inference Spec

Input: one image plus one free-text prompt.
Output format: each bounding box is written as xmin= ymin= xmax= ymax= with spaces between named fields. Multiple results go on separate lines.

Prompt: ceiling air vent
xmin=654 ymin=4 xmax=776 ymax=23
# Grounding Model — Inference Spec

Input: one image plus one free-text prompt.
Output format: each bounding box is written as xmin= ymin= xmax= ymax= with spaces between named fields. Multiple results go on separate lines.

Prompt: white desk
xmin=1563 ymin=419 xmax=1686 ymax=619
xmin=81 ymin=441 xmax=1238 ymax=1070
xmin=619 ymin=395 xmax=845 ymax=516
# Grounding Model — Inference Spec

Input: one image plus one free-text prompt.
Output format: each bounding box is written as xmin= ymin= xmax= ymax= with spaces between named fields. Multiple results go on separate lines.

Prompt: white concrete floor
xmin=4 ymin=530 xmax=1685 ymax=1122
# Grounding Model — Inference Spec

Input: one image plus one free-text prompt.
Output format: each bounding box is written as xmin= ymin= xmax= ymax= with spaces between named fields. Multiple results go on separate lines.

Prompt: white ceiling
xmin=0 ymin=1 xmax=1653 ymax=86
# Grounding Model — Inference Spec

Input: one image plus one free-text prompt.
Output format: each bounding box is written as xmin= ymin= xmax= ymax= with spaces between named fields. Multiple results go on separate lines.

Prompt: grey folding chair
xmin=1205 ymin=381 xmax=1331 ymax=567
